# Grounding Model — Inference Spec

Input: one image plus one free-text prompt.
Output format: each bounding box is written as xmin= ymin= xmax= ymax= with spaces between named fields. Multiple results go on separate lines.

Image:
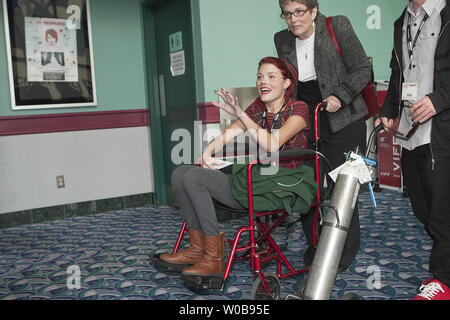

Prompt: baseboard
xmin=0 ymin=193 xmax=155 ymax=229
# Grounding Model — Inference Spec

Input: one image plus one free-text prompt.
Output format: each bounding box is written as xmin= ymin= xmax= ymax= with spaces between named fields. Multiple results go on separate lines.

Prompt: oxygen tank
xmin=303 ymin=164 xmax=360 ymax=300
xmin=301 ymin=125 xmax=382 ymax=300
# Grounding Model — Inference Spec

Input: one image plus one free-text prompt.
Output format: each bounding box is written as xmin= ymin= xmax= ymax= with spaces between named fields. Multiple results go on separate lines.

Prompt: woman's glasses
xmin=280 ymin=9 xmax=308 ymax=20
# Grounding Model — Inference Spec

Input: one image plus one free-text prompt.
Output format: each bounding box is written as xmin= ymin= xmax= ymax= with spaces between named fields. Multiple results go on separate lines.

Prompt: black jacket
xmin=380 ymin=1 xmax=450 ymax=155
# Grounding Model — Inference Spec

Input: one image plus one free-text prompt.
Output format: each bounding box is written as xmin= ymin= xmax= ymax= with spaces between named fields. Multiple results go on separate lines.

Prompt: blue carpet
xmin=0 ymin=190 xmax=432 ymax=300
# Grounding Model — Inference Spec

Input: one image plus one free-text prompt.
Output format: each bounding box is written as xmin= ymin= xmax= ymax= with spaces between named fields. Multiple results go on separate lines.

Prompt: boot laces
xmin=418 ymin=282 xmax=444 ymax=300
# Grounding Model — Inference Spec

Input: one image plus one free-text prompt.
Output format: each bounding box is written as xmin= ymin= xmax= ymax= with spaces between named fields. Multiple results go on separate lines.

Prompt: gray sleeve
xmin=330 ymin=15 xmax=372 ymax=105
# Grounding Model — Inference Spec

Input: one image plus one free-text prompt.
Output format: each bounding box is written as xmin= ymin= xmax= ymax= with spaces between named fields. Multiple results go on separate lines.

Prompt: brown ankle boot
xmin=160 ymin=230 xmax=205 ymax=266
xmin=182 ymin=232 xmax=225 ymax=277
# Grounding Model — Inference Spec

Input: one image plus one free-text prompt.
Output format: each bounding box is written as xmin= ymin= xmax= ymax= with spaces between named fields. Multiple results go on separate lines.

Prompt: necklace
xmin=262 ymin=99 xmax=289 ymax=133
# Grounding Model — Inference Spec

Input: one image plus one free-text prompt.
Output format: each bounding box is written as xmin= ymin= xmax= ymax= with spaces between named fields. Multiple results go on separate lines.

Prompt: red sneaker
xmin=422 ymin=278 xmax=434 ymax=286
xmin=414 ymin=279 xmax=450 ymax=300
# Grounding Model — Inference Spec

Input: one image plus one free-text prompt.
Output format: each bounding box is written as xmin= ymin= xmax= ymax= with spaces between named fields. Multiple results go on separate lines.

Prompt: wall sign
xmin=2 ymin=0 xmax=97 ymax=110
xmin=170 ymin=50 xmax=185 ymax=77
xmin=169 ymin=31 xmax=183 ymax=53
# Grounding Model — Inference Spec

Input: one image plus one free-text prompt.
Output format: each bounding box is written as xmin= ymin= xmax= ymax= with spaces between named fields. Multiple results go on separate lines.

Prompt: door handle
xmin=158 ymin=74 xmax=167 ymax=117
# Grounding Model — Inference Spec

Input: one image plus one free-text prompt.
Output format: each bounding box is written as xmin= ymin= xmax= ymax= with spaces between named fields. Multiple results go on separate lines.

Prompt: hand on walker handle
xmin=324 ymin=96 xmax=341 ymax=113
xmin=374 ymin=116 xmax=394 ymax=133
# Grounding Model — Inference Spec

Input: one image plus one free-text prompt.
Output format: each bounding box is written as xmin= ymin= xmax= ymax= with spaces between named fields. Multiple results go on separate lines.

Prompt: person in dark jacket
xmin=275 ymin=0 xmax=372 ymax=271
xmin=376 ymin=0 xmax=450 ymax=300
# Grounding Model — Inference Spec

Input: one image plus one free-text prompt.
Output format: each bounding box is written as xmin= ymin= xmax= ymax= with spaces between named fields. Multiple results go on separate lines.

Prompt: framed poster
xmin=2 ymin=0 xmax=97 ymax=110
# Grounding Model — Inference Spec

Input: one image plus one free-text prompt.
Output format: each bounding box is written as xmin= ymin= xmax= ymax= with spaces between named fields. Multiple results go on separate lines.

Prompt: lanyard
xmin=261 ymin=100 xmax=288 ymax=133
xmin=406 ymin=11 xmax=429 ymax=70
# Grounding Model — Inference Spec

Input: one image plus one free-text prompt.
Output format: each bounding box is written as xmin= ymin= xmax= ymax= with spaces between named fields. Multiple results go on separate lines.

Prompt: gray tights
xmin=171 ymin=165 xmax=244 ymax=236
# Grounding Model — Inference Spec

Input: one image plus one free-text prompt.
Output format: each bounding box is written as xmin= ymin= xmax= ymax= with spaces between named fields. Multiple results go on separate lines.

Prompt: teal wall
xmin=1 ymin=0 xmax=409 ymax=116
xmin=198 ymin=0 xmax=408 ymax=103
xmin=0 ymin=2 xmax=10 ymax=115
xmin=0 ymin=0 xmax=147 ymax=116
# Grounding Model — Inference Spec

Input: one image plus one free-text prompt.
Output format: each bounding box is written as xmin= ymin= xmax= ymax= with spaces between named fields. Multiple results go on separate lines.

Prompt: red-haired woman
xmin=159 ymin=57 xmax=310 ymax=278
xmin=45 ymin=29 xmax=58 ymax=46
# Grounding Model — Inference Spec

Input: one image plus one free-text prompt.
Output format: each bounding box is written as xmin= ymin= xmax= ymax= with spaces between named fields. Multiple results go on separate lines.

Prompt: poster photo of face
xmin=2 ymin=0 xmax=96 ymax=109
xmin=25 ymin=17 xmax=78 ymax=82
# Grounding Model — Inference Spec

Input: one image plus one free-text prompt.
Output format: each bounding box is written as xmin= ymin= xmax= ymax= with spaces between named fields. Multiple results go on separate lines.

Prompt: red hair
xmin=45 ymin=29 xmax=58 ymax=42
xmin=258 ymin=57 xmax=298 ymax=99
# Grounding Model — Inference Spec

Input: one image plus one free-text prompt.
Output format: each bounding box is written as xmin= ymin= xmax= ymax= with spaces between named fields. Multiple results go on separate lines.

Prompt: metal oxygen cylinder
xmin=300 ymin=125 xmax=382 ymax=300
xmin=303 ymin=163 xmax=361 ymax=300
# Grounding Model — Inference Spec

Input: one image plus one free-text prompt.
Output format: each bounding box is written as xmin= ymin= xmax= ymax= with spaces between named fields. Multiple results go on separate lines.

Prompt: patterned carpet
xmin=0 ymin=189 xmax=432 ymax=300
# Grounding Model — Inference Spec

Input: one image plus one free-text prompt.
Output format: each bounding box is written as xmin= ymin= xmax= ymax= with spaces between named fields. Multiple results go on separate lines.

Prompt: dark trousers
xmin=402 ymin=145 xmax=450 ymax=286
xmin=297 ymin=81 xmax=366 ymax=270
xmin=302 ymin=116 xmax=367 ymax=270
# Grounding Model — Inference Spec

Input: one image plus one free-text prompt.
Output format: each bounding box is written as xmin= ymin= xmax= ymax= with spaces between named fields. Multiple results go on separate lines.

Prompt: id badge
xmin=402 ymin=83 xmax=418 ymax=101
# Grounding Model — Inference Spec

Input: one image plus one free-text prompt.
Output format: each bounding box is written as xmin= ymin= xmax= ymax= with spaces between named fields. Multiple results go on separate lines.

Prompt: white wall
xmin=0 ymin=127 xmax=154 ymax=214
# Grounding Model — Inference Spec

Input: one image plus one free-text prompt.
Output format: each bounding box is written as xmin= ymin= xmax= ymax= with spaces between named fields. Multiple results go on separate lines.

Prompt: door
xmin=143 ymin=0 xmax=198 ymax=206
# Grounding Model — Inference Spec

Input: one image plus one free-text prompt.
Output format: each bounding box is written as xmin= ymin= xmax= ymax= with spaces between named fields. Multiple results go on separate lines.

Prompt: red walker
xmin=153 ymin=102 xmax=326 ymax=300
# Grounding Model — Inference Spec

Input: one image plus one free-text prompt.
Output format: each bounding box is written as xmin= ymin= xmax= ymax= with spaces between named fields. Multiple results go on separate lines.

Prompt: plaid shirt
xmin=245 ymin=98 xmax=310 ymax=169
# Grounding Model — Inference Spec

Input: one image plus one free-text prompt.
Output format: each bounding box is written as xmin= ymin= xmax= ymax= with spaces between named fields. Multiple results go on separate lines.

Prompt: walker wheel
xmin=297 ymin=278 xmax=308 ymax=298
xmin=250 ymin=274 xmax=281 ymax=300
xmin=341 ymin=292 xmax=361 ymax=300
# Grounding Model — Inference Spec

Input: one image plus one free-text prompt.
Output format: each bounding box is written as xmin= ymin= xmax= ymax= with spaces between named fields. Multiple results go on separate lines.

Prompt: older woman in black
xmin=275 ymin=0 xmax=373 ymax=270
